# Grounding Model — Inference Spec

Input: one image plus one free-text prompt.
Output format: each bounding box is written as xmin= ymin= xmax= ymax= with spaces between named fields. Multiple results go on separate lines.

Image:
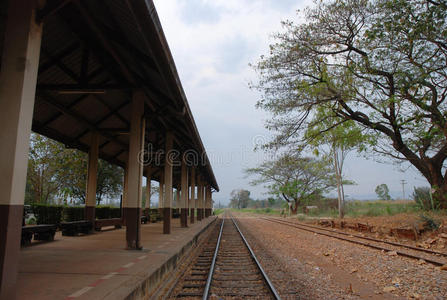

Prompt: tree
xmin=375 ymin=184 xmax=392 ymax=200
xmin=26 ymin=133 xmax=123 ymax=205
xmin=304 ymin=108 xmax=362 ymax=218
xmin=229 ymin=189 xmax=251 ymax=209
xmin=245 ymin=153 xmax=336 ymax=214
xmin=251 ymin=0 xmax=447 ymax=207
xmin=26 ymin=134 xmax=70 ymax=204
xmin=142 ymin=184 xmax=160 ymax=208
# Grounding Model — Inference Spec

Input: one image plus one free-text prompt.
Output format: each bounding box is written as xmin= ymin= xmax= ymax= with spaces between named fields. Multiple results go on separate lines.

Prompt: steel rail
xmin=231 ymin=216 xmax=282 ymax=300
xmin=262 ymin=217 xmax=445 ymax=267
xmin=202 ymin=218 xmax=224 ymax=300
xmin=265 ymin=217 xmax=447 ymax=258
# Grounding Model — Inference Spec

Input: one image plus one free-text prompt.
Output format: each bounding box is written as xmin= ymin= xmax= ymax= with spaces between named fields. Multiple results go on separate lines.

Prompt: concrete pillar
xmin=124 ymin=90 xmax=145 ymax=249
xmin=122 ymin=163 xmax=129 ymax=222
xmin=0 ymin=1 xmax=43 ymax=298
xmin=189 ymin=167 xmax=196 ymax=224
xmin=205 ymin=185 xmax=211 ymax=217
xmin=180 ymin=161 xmax=188 ymax=227
xmin=201 ymin=184 xmax=205 ymax=219
xmin=197 ymin=179 xmax=203 ymax=221
xmin=158 ymin=171 xmax=164 ymax=215
xmin=163 ymin=132 xmax=174 ymax=234
xmin=144 ymin=167 xmax=151 ymax=216
xmin=85 ymin=132 xmax=99 ymax=224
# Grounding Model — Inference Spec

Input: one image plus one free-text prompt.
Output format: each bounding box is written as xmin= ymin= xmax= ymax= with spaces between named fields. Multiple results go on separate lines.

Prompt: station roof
xmin=28 ymin=0 xmax=218 ymax=191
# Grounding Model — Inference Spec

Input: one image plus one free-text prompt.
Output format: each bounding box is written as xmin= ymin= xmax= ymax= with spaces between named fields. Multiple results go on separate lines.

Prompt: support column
xmin=0 ymin=1 xmax=43 ymax=298
xmin=145 ymin=167 xmax=151 ymax=216
xmin=122 ymin=163 xmax=129 ymax=222
xmin=205 ymin=185 xmax=211 ymax=217
xmin=163 ymin=132 xmax=174 ymax=234
xmin=190 ymin=168 xmax=196 ymax=224
xmin=85 ymin=132 xmax=99 ymax=224
xmin=197 ymin=179 xmax=203 ymax=221
xmin=201 ymin=184 xmax=205 ymax=219
xmin=180 ymin=160 xmax=188 ymax=227
xmin=158 ymin=171 xmax=164 ymax=215
xmin=124 ymin=90 xmax=145 ymax=249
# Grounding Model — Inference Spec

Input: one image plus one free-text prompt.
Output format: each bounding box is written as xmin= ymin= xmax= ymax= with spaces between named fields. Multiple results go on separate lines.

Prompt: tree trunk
xmin=333 ymin=144 xmax=344 ymax=219
xmin=430 ymin=172 xmax=447 ymax=209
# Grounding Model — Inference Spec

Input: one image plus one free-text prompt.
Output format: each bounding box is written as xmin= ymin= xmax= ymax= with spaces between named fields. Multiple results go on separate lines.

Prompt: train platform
xmin=16 ymin=217 xmax=217 ymax=300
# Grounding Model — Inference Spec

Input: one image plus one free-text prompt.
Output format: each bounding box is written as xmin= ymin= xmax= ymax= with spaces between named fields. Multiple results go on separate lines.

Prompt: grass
xmin=231 ymin=200 xmax=433 ymax=219
xmin=213 ymin=208 xmax=224 ymax=215
xmin=229 ymin=208 xmax=282 ymax=215
xmin=344 ymin=200 xmax=420 ymax=217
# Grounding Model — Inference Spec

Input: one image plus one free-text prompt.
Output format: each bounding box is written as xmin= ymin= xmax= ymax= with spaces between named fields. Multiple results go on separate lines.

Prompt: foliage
xmin=95 ymin=206 xmax=121 ymax=219
xmin=419 ymin=214 xmax=440 ymax=230
xmin=26 ymin=133 xmax=123 ymax=205
xmin=245 ymin=153 xmax=335 ymax=214
xmin=213 ymin=208 xmax=224 ymax=215
xmin=31 ymin=204 xmax=63 ymax=225
xmin=229 ymin=189 xmax=252 ymax=209
xmin=27 ymin=134 xmax=72 ymax=204
xmin=375 ymin=184 xmax=392 ymax=200
xmin=412 ymin=186 xmax=432 ymax=210
xmin=230 ymin=208 xmax=282 ymax=216
xmin=345 ymin=200 xmax=419 ymax=217
xmin=63 ymin=206 xmax=85 ymax=222
xmin=142 ymin=183 xmax=160 ymax=208
xmin=26 ymin=217 xmax=37 ymax=225
xmin=251 ymin=0 xmax=447 ymax=207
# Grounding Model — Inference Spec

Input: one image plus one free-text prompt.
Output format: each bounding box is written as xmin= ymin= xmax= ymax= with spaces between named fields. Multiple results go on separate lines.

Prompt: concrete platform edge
xmin=123 ymin=217 xmax=217 ymax=300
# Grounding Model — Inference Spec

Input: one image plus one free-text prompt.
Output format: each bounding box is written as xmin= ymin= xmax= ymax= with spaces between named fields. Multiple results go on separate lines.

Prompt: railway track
xmin=262 ymin=217 xmax=447 ymax=267
xmin=169 ymin=215 xmax=281 ymax=299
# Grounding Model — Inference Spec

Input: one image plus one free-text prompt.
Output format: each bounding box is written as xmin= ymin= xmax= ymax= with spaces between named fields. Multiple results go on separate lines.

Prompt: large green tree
xmin=245 ymin=154 xmax=336 ymax=214
xmin=252 ymin=0 xmax=447 ymax=207
xmin=27 ymin=133 xmax=123 ymax=205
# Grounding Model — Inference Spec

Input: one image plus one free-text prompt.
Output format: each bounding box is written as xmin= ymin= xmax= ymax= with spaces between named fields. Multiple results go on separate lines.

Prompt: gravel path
xmin=235 ymin=214 xmax=447 ymax=300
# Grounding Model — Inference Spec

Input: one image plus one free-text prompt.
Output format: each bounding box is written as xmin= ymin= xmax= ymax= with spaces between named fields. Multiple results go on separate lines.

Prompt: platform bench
xmin=60 ymin=220 xmax=92 ymax=236
xmin=94 ymin=218 xmax=122 ymax=231
xmin=21 ymin=224 xmax=57 ymax=246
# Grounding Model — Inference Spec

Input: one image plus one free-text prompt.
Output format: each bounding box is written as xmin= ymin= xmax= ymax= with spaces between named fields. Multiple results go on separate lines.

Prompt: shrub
xmin=95 ymin=206 xmax=121 ymax=219
xmin=413 ymin=187 xmax=432 ymax=210
xmin=110 ymin=207 xmax=121 ymax=218
xmin=420 ymin=214 xmax=440 ymax=231
xmin=31 ymin=204 xmax=63 ymax=225
xmin=95 ymin=206 xmax=111 ymax=219
xmin=26 ymin=217 xmax=36 ymax=225
xmin=63 ymin=206 xmax=84 ymax=222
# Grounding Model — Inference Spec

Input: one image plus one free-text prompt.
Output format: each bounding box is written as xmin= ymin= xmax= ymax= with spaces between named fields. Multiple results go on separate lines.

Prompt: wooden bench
xmin=21 ymin=224 xmax=57 ymax=246
xmin=60 ymin=220 xmax=92 ymax=236
xmin=94 ymin=218 xmax=122 ymax=231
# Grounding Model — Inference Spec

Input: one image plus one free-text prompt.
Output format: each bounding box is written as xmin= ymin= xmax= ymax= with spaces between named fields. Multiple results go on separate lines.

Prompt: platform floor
xmin=16 ymin=217 xmax=217 ymax=300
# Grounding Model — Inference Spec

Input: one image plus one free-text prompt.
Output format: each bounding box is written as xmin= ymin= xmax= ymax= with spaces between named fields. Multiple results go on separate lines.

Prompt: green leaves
xmin=251 ymin=0 xmax=447 ymax=207
xmin=27 ymin=133 xmax=123 ymax=205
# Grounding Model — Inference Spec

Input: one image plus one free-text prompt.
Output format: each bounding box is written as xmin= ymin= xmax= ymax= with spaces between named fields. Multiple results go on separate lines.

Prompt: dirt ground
xmin=304 ymin=213 xmax=447 ymax=252
xmin=232 ymin=212 xmax=447 ymax=300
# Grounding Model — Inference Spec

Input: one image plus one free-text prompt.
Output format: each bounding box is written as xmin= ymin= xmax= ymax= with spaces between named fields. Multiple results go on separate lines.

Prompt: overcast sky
xmin=152 ymin=0 xmax=428 ymax=204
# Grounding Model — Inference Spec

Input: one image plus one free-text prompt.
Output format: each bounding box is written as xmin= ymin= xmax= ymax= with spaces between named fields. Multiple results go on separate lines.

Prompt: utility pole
xmin=400 ymin=180 xmax=407 ymax=200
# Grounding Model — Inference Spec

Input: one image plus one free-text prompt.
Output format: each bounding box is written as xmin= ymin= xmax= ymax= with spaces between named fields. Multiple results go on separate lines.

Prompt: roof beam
xmin=37 ymin=91 xmax=128 ymax=149
xmin=37 ymin=83 xmax=130 ymax=92
xmin=74 ymin=1 xmax=137 ymax=85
